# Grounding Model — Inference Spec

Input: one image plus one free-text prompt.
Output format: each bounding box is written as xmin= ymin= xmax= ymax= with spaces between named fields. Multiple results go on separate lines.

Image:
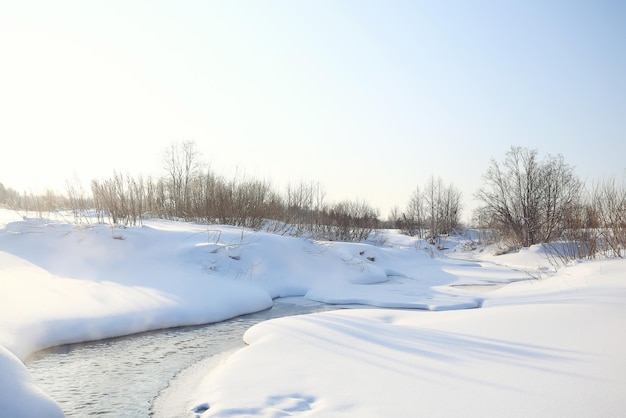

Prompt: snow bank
xmin=0 ymin=345 xmax=63 ymax=418
xmin=0 ymin=212 xmax=507 ymax=416
xmin=0 ymin=214 xmax=512 ymax=361
xmin=189 ymin=260 xmax=626 ymax=417
xmin=1 ymin=210 xmax=624 ymax=417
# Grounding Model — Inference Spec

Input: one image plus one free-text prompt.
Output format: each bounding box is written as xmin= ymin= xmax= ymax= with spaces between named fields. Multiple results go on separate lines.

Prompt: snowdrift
xmin=0 ymin=210 xmax=624 ymax=417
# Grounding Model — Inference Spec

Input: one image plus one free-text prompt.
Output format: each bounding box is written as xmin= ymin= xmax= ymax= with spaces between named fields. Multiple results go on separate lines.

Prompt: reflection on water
xmin=26 ymin=299 xmax=333 ymax=418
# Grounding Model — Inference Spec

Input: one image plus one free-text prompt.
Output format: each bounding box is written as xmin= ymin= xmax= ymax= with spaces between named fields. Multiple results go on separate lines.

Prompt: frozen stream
xmin=25 ymin=298 xmax=334 ymax=417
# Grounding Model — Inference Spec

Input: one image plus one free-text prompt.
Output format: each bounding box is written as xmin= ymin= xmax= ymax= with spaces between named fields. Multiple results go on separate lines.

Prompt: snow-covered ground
xmin=0 ymin=209 xmax=624 ymax=417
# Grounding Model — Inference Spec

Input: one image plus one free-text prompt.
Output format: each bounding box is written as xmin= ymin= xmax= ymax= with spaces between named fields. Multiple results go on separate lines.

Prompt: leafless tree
xmin=163 ymin=140 xmax=203 ymax=218
xmin=439 ymin=183 xmax=462 ymax=235
xmin=387 ymin=205 xmax=401 ymax=229
xmin=323 ymin=199 xmax=379 ymax=241
xmin=66 ymin=177 xmax=92 ymax=223
xmin=403 ymin=186 xmax=424 ymax=237
xmin=592 ymin=178 xmax=626 ymax=257
xmin=424 ymin=176 xmax=442 ymax=239
xmin=405 ymin=177 xmax=461 ymax=240
xmin=476 ymin=146 xmax=581 ymax=247
xmin=285 ymin=181 xmax=326 ymax=236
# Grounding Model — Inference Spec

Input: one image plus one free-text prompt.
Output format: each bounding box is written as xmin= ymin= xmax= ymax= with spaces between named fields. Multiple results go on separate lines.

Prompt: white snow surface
xmin=0 ymin=210 xmax=625 ymax=417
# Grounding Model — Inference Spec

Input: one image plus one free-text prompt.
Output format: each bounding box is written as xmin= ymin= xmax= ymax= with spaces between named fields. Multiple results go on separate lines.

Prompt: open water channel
xmin=25 ymin=298 xmax=334 ymax=417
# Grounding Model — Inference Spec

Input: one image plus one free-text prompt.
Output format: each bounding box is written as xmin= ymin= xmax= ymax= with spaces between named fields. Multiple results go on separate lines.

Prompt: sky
xmin=1 ymin=0 xmax=624 ymax=219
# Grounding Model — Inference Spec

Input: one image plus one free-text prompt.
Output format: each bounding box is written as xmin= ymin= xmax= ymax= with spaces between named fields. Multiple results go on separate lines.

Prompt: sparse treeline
xmin=86 ymin=141 xmax=380 ymax=241
xmin=80 ymin=165 xmax=401 ymax=244
xmin=1 ymin=143 xmax=625 ymax=254
xmin=88 ymin=171 xmax=379 ymax=241
xmin=473 ymin=146 xmax=626 ymax=258
xmin=389 ymin=176 xmax=463 ymax=242
xmin=555 ymin=177 xmax=626 ymax=259
xmin=0 ymin=141 xmax=377 ymax=241
xmin=0 ymin=178 xmax=378 ymax=243
xmin=0 ymin=183 xmax=75 ymax=217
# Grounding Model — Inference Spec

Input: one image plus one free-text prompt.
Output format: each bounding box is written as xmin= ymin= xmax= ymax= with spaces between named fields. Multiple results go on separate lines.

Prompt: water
xmin=25 ymin=298 xmax=334 ymax=417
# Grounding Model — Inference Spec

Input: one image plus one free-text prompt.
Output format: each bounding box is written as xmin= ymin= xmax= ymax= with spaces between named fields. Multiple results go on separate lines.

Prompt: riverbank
xmin=150 ymin=297 xmax=332 ymax=418
xmin=182 ymin=259 xmax=626 ymax=417
xmin=1 ymin=210 xmax=625 ymax=416
xmin=25 ymin=297 xmax=334 ymax=417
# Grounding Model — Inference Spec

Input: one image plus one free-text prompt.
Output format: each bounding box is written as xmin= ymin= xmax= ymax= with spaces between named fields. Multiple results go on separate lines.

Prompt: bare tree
xmin=593 ymin=178 xmax=626 ymax=257
xmin=402 ymin=178 xmax=461 ymax=239
xmin=387 ymin=205 xmax=401 ymax=229
xmin=163 ymin=140 xmax=203 ymax=218
xmin=440 ymin=183 xmax=462 ymax=235
xmin=66 ymin=177 xmax=92 ymax=223
xmin=323 ymin=199 xmax=379 ymax=241
xmin=424 ymin=176 xmax=442 ymax=239
xmin=403 ymin=186 xmax=424 ymax=237
xmin=285 ymin=181 xmax=326 ymax=236
xmin=476 ymin=146 xmax=581 ymax=247
xmin=540 ymin=154 xmax=582 ymax=242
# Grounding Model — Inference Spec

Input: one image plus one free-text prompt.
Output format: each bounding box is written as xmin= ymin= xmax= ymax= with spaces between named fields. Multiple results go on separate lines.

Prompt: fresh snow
xmin=0 ymin=209 xmax=624 ymax=417
xmin=190 ymin=261 xmax=626 ymax=417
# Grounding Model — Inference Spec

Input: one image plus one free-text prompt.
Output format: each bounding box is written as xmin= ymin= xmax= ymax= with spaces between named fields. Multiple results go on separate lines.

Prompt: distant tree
xmin=404 ymin=186 xmax=424 ymax=237
xmin=476 ymin=146 xmax=581 ymax=247
xmin=424 ymin=176 xmax=441 ymax=238
xmin=285 ymin=181 xmax=326 ymax=236
xmin=402 ymin=178 xmax=462 ymax=239
xmin=66 ymin=177 xmax=93 ymax=223
xmin=163 ymin=140 xmax=203 ymax=217
xmin=324 ymin=199 xmax=379 ymax=241
xmin=592 ymin=177 xmax=626 ymax=257
xmin=540 ymin=154 xmax=583 ymax=242
xmin=0 ymin=183 xmax=21 ymax=207
xmin=439 ymin=182 xmax=462 ymax=235
xmin=0 ymin=182 xmax=6 ymax=204
xmin=387 ymin=205 xmax=401 ymax=229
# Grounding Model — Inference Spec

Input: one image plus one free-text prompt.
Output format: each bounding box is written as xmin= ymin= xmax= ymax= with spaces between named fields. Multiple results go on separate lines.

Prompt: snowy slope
xmin=187 ymin=259 xmax=626 ymax=417
xmin=0 ymin=210 xmax=624 ymax=417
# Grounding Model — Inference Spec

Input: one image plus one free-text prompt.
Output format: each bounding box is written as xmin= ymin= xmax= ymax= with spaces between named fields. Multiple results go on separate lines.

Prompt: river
xmin=25 ymin=298 xmax=334 ymax=417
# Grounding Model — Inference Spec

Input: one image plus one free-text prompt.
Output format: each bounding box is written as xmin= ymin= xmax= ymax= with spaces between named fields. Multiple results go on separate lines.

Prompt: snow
xmin=0 ymin=209 xmax=625 ymax=417
xmin=192 ymin=263 xmax=626 ymax=417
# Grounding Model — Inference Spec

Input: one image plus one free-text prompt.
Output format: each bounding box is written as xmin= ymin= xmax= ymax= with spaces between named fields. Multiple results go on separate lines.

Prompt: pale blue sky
xmin=1 ymin=1 xmax=624 ymax=218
